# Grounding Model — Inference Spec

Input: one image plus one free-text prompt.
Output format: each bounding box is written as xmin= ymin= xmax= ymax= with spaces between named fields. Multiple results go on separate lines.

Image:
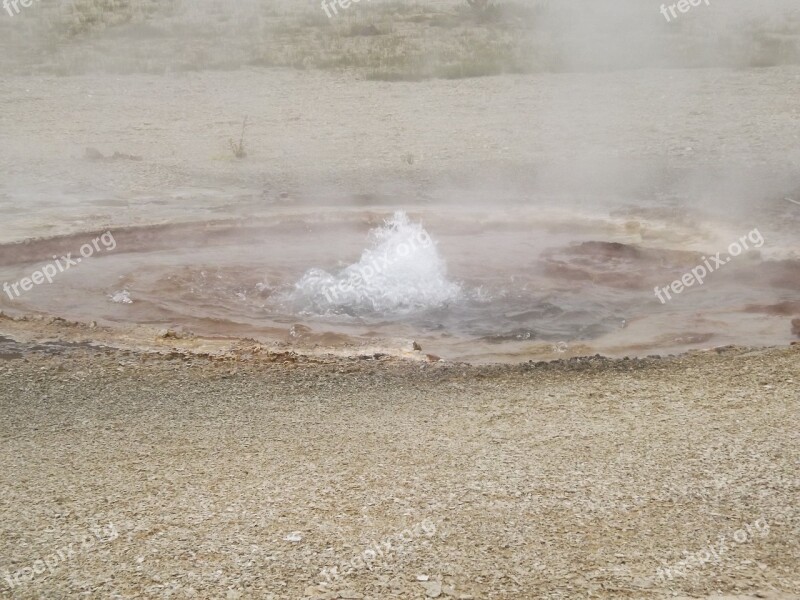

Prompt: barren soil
xmin=0 ymin=332 xmax=797 ymax=599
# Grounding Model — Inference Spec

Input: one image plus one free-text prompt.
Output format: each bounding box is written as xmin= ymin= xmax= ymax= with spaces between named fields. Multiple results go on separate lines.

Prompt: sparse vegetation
xmin=67 ymin=0 xmax=133 ymax=35
xmin=55 ymin=0 xmax=179 ymax=37
xmin=229 ymin=117 xmax=248 ymax=160
xmin=465 ymin=0 xmax=493 ymax=17
xmin=0 ymin=0 xmax=797 ymax=79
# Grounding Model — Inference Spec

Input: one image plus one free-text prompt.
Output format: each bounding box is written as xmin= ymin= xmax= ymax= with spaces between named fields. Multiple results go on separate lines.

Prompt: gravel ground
xmin=0 ymin=336 xmax=797 ymax=599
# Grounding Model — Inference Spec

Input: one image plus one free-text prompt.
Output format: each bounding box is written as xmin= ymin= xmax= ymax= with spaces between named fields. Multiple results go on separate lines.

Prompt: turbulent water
xmin=284 ymin=212 xmax=461 ymax=316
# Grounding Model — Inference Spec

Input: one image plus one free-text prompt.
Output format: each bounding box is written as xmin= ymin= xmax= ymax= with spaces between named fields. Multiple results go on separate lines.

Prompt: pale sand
xmin=1 ymin=66 xmax=799 ymax=243
xmin=0 ymin=323 xmax=797 ymax=599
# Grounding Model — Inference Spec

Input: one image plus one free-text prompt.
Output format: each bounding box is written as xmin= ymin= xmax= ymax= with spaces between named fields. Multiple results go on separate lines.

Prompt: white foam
xmin=109 ymin=290 xmax=133 ymax=304
xmin=286 ymin=211 xmax=460 ymax=315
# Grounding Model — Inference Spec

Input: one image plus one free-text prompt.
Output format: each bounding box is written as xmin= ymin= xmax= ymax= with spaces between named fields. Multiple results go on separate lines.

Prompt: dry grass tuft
xmin=229 ymin=117 xmax=248 ymax=160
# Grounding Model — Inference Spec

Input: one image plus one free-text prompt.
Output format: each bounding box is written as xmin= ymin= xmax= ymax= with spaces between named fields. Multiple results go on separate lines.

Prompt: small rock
xmin=351 ymin=23 xmax=381 ymax=36
xmin=284 ymin=531 xmax=303 ymax=542
xmin=420 ymin=581 xmax=442 ymax=598
xmin=85 ymin=147 xmax=105 ymax=160
xmin=416 ymin=575 xmax=430 ymax=581
xmin=413 ymin=341 xmax=422 ymax=351
xmin=110 ymin=151 xmax=142 ymax=161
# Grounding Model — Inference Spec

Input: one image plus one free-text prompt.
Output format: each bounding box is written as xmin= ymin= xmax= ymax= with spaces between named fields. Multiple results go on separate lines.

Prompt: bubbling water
xmin=285 ymin=211 xmax=461 ymax=316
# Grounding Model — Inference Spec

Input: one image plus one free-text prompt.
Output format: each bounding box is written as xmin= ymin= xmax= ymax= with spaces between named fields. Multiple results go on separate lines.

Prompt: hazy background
xmin=2 ymin=0 xmax=800 ymax=76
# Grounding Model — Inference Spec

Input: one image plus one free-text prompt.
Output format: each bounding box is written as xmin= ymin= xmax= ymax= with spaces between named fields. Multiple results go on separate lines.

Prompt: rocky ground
xmin=0 ymin=331 xmax=797 ymax=599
